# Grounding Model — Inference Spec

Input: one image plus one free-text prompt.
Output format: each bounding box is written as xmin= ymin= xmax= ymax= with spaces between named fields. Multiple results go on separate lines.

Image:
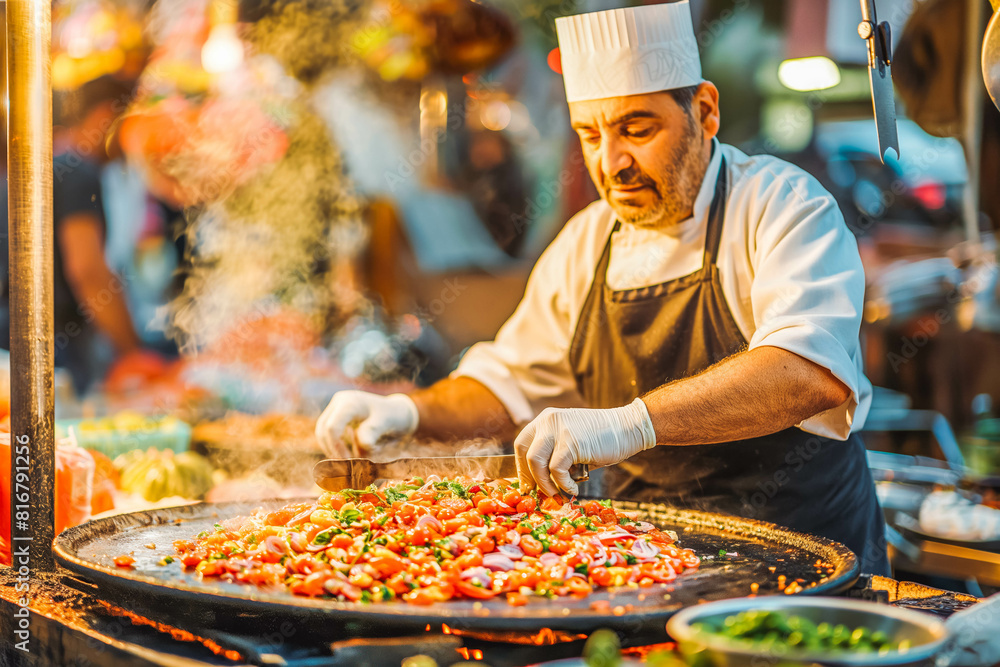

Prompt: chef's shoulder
xmin=721 ymin=144 xmax=845 ymax=239
xmin=532 ymin=198 xmax=617 ymax=268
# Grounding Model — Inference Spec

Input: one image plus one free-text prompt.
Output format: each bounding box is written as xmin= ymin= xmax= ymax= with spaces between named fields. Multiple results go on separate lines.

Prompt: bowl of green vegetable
xmin=666 ymin=596 xmax=947 ymax=666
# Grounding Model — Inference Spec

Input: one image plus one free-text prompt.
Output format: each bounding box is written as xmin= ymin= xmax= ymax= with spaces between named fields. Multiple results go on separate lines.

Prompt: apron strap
xmin=702 ymin=157 xmax=729 ymax=268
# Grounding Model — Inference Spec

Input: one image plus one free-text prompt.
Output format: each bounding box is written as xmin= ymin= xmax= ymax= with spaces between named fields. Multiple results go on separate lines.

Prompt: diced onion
xmin=631 ymin=539 xmax=659 ymax=560
xmin=596 ymin=528 xmax=631 ymax=543
xmin=460 ymin=566 xmax=492 ymax=587
xmin=285 ymin=505 xmax=317 ymax=528
xmin=416 ymin=514 xmax=443 ymax=532
xmin=538 ymin=552 xmax=561 ymax=567
xmin=288 ymin=532 xmax=308 ymax=553
xmin=497 ymin=544 xmax=524 ymax=560
xmin=482 ymin=553 xmax=516 ymax=572
xmin=263 ymin=535 xmax=289 ymax=556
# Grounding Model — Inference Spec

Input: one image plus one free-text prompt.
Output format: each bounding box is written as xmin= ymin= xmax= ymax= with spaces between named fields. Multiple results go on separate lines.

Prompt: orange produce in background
xmin=88 ymin=449 xmax=119 ymax=515
xmin=0 ymin=435 xmax=95 ymax=564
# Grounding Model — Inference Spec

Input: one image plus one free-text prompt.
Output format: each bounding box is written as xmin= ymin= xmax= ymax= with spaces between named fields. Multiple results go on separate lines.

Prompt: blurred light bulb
xmin=480 ymin=101 xmax=511 ymax=132
xmin=778 ymin=56 xmax=841 ymax=92
xmin=202 ymin=24 xmax=244 ymax=74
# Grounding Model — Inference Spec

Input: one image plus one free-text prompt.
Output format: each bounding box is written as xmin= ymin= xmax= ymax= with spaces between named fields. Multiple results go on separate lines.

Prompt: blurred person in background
xmin=317 ymin=2 xmax=888 ymax=574
xmin=0 ymin=75 xmax=163 ymax=395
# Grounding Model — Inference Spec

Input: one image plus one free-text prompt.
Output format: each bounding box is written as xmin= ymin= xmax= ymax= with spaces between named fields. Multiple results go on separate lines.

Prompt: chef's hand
xmin=514 ymin=398 xmax=657 ymax=497
xmin=315 ymin=391 xmax=419 ymax=458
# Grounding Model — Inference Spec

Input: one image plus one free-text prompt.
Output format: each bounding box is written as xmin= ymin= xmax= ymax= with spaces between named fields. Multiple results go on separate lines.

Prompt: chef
xmin=317 ymin=1 xmax=890 ymax=575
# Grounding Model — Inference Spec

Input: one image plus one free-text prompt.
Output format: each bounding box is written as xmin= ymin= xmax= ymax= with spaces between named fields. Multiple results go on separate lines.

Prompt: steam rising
xmin=161 ymin=106 xmax=364 ymax=353
xmin=135 ymin=0 xmax=368 ymax=356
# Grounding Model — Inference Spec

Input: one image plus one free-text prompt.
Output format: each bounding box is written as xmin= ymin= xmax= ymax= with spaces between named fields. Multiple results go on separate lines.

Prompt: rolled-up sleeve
xmin=452 ymin=227 xmax=588 ymax=425
xmin=747 ymin=171 xmax=870 ymax=439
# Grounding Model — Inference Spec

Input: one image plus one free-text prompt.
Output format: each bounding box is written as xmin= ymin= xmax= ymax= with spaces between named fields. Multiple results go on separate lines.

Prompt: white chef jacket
xmin=453 ymin=139 xmax=871 ymax=440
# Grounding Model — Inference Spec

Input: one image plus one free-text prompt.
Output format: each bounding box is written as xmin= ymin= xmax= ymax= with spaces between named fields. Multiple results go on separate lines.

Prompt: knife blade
xmin=860 ymin=0 xmax=899 ymax=162
xmin=313 ymin=455 xmax=589 ymax=492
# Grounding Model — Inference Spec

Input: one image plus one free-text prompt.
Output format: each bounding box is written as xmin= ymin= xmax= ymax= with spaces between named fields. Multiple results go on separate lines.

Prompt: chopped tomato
xmin=476 ymin=498 xmax=499 ymax=515
xmin=506 ymin=592 xmax=529 ymax=606
xmin=515 ymin=497 xmax=537 ymax=513
xmin=456 ymin=547 xmax=483 ymax=569
xmin=436 ymin=507 xmax=457 ymax=521
xmin=114 ymin=555 xmax=135 ymax=568
xmin=438 ymin=497 xmax=472 ymax=513
xmin=442 ymin=518 xmax=467 ymax=534
xmin=455 ymin=580 xmax=497 ymax=599
xmin=486 ymin=525 xmax=507 ymax=541
xmin=566 ymin=577 xmax=593 ymax=596
xmin=540 ymin=496 xmax=564 ymax=511
xmin=471 ymin=535 xmax=495 ymax=553
xmin=589 ymin=566 xmax=612 ymax=587
xmin=548 ymin=539 xmax=571 ymax=555
xmin=370 ymin=556 xmax=406 ymax=577
xmin=520 ymin=535 xmax=543 ymax=557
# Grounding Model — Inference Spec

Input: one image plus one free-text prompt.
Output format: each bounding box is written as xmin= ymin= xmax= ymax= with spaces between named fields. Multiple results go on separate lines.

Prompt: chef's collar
xmin=689 ymin=138 xmax=723 ymax=228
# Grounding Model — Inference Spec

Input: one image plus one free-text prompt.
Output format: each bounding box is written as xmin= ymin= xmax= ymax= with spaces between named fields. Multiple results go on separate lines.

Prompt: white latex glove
xmin=514 ymin=398 xmax=657 ymax=497
xmin=315 ymin=391 xmax=419 ymax=458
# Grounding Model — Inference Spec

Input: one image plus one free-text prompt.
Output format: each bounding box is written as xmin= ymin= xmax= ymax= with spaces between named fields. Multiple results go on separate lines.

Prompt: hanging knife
xmin=859 ymin=0 xmax=899 ymax=162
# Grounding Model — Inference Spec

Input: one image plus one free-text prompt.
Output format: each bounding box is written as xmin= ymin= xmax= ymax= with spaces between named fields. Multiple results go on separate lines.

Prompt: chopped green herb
xmin=340 ymin=508 xmax=363 ymax=524
xmin=574 ymin=563 xmax=589 ymax=575
xmin=625 ymin=554 xmax=637 ymax=565
xmin=384 ymin=487 xmax=408 ymax=504
xmin=158 ymin=556 xmax=174 ymax=566
xmin=214 ymin=523 xmax=224 ymax=532
xmin=312 ymin=529 xmax=335 ymax=546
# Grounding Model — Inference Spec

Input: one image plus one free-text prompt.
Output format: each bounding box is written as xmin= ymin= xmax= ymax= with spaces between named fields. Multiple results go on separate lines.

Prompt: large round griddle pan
xmin=54 ymin=498 xmax=859 ymax=638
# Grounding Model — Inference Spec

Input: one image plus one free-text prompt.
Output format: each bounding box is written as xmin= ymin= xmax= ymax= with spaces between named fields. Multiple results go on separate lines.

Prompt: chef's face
xmin=570 ymin=83 xmax=720 ymax=228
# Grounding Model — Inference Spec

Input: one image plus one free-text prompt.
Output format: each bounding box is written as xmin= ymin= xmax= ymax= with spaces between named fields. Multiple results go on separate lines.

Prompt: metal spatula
xmin=313 ymin=455 xmax=589 ymax=492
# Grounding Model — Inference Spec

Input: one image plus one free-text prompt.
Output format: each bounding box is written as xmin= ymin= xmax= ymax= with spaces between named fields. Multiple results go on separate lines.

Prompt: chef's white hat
xmin=555 ymin=2 xmax=703 ymax=103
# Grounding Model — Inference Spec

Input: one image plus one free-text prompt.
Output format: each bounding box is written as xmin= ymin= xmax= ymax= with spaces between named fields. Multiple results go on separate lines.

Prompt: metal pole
xmin=963 ymin=0 xmax=986 ymax=245
xmin=7 ymin=0 xmax=55 ymax=572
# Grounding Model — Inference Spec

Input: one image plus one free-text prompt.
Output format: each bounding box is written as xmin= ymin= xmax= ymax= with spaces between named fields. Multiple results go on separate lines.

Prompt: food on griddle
xmin=171 ymin=478 xmax=700 ymax=605
xmin=115 ymin=448 xmax=215 ymax=502
xmin=691 ymin=610 xmax=912 ymax=655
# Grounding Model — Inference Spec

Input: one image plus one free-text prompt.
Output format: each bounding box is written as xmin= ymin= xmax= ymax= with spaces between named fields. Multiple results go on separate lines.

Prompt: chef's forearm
xmin=640 ymin=346 xmax=851 ymax=445
xmin=410 ymin=377 xmax=520 ymax=443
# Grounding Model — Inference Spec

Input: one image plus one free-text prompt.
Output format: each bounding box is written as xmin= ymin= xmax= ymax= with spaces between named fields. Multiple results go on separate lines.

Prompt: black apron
xmin=569 ymin=160 xmax=890 ymax=576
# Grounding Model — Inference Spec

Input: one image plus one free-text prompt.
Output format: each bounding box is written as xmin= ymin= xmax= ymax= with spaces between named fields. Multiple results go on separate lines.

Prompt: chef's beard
xmin=598 ymin=114 xmax=708 ymax=229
